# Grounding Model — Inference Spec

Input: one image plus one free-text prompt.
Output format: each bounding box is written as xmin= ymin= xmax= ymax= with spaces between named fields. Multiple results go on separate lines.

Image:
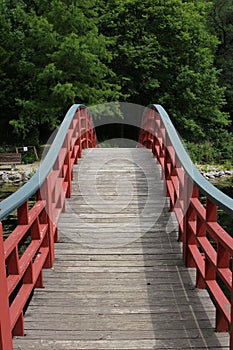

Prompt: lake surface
xmin=211 ymin=176 xmax=233 ymax=236
xmin=0 ymin=182 xmax=22 ymax=201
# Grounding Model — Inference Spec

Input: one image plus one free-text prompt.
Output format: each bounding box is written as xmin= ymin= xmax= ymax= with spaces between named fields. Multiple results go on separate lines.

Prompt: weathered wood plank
xmin=13 ymin=338 xmax=229 ymax=350
xmin=22 ymin=310 xmax=217 ymax=323
xmin=21 ymin=329 xmax=227 ymax=341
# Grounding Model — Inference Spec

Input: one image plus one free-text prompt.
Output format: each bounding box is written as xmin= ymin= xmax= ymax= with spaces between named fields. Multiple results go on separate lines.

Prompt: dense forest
xmin=0 ymin=0 xmax=232 ymax=163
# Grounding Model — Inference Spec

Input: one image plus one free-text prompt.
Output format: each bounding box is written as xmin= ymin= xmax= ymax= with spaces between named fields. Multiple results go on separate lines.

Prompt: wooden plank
xmin=20 ymin=329 xmax=226 ymax=340
xmin=22 ymin=310 xmax=217 ymax=322
xmin=13 ymin=338 xmax=229 ymax=350
xmin=23 ymin=314 xmax=216 ymax=329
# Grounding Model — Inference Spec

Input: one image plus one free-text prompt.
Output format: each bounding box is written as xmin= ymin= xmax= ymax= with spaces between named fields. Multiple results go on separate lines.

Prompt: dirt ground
xmin=15 ymin=161 xmax=40 ymax=172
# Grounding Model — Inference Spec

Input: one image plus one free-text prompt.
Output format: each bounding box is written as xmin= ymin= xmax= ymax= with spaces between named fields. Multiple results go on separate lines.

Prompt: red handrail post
xmin=65 ymin=134 xmax=72 ymax=199
xmin=231 ymin=275 xmax=233 ymax=350
xmin=17 ymin=201 xmax=29 ymax=225
xmin=177 ymin=170 xmax=187 ymax=243
xmin=206 ymin=198 xmax=217 ymax=222
xmin=85 ymin=109 xmax=89 ymax=148
xmin=77 ymin=129 xmax=82 ymax=159
xmin=42 ymin=176 xmax=55 ymax=268
xmin=183 ymin=185 xmax=198 ymax=268
xmin=0 ymin=223 xmax=13 ymax=350
xmin=206 ymin=199 xmax=229 ymax=332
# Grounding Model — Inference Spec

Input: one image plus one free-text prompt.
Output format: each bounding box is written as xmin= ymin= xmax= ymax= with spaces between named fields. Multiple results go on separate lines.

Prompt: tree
xmin=97 ymin=0 xmax=232 ymax=161
xmin=0 ymin=0 xmax=232 ymax=161
xmin=210 ymin=0 xmax=233 ymax=128
xmin=0 ymin=0 xmax=27 ymax=142
xmin=2 ymin=0 xmax=121 ymax=143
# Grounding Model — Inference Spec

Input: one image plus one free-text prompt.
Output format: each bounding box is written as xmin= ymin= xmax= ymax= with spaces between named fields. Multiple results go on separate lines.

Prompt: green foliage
xmin=210 ymin=0 xmax=233 ymax=125
xmin=223 ymin=160 xmax=232 ymax=171
xmin=21 ymin=151 xmax=37 ymax=164
xmin=0 ymin=0 xmax=232 ymax=163
xmin=0 ymin=145 xmax=15 ymax=153
xmin=185 ymin=141 xmax=217 ymax=163
xmin=185 ymin=132 xmax=233 ymax=164
xmin=97 ymin=0 xmax=232 ymax=159
xmin=0 ymin=0 xmax=121 ymax=143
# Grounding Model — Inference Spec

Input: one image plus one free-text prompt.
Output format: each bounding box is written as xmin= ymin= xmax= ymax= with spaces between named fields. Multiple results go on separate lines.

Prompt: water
xmin=213 ymin=176 xmax=233 ymax=198
xmin=0 ymin=182 xmax=22 ymax=200
xmin=213 ymin=176 xmax=233 ymax=236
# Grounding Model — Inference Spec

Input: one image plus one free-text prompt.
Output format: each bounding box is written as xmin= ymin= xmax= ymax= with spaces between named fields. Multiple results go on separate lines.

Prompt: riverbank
xmin=0 ymin=162 xmax=40 ymax=184
xmin=0 ymin=161 xmax=232 ymax=184
xmin=196 ymin=164 xmax=233 ymax=198
xmin=197 ymin=164 xmax=233 ymax=180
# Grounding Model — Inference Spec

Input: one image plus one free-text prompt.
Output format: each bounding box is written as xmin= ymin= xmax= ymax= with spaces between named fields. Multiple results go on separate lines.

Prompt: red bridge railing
xmin=139 ymin=105 xmax=233 ymax=349
xmin=0 ymin=102 xmax=232 ymax=349
xmin=0 ymin=105 xmax=96 ymax=350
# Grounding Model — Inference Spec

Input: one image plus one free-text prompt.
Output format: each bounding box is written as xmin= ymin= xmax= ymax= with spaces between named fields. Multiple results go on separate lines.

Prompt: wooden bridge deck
xmin=13 ymin=148 xmax=229 ymax=349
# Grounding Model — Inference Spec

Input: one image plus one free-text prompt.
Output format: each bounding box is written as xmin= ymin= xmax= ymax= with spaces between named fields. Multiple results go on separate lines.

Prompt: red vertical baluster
xmin=231 ymin=267 xmax=233 ymax=350
xmin=217 ymin=243 xmax=230 ymax=331
xmin=17 ymin=201 xmax=29 ymax=225
xmin=206 ymin=199 xmax=217 ymax=223
xmin=12 ymin=313 xmax=24 ymax=337
xmin=84 ymin=110 xmax=88 ymax=148
xmin=37 ymin=190 xmax=50 ymax=271
xmin=78 ymin=112 xmax=82 ymax=158
xmin=195 ymin=214 xmax=206 ymax=289
xmin=0 ymin=223 xmax=13 ymax=350
xmin=177 ymin=165 xmax=186 ymax=242
xmin=65 ymin=133 xmax=72 ymax=199
xmin=43 ymin=176 xmax=55 ymax=267
xmin=183 ymin=186 xmax=198 ymax=267
xmin=159 ymin=124 xmax=166 ymax=172
xmin=206 ymin=199 xmax=228 ymax=332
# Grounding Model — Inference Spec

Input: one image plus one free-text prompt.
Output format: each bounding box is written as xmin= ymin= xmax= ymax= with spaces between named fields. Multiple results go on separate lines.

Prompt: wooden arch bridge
xmin=0 ymin=104 xmax=233 ymax=350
